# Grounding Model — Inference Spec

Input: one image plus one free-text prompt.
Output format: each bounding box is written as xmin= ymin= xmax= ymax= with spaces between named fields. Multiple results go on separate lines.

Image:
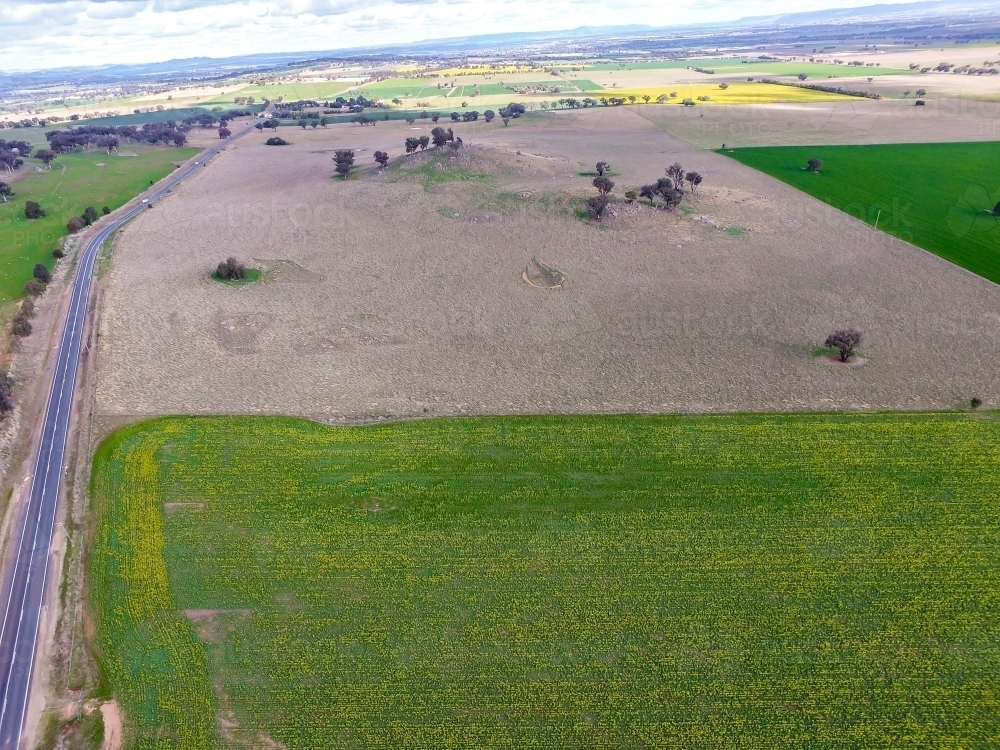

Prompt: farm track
xmin=0 ymin=115 xmax=262 ymax=749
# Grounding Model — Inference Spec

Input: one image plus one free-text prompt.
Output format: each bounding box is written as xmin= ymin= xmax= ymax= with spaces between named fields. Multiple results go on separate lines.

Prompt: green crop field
xmin=0 ymin=146 xmax=197 ymax=305
xmin=92 ymin=413 xmax=1000 ymax=749
xmin=572 ymin=79 xmax=604 ymax=91
xmin=724 ymin=142 xmax=1000 ymax=284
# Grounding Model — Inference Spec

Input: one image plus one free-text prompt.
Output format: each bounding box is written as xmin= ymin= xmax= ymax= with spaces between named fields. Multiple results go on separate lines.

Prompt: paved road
xmin=0 ymin=118 xmax=259 ymax=748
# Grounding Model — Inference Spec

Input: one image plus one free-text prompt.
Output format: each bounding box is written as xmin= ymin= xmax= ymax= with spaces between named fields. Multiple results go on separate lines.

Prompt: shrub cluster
xmin=215 ymin=257 xmax=247 ymax=281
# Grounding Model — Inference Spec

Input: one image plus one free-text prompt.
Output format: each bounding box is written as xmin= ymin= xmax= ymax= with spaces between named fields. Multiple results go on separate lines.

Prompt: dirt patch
xmin=211 ymin=313 xmax=271 ymax=354
xmin=522 ymin=258 xmax=567 ymax=289
xmin=183 ymin=609 xmax=253 ymax=643
xmin=163 ymin=502 xmax=204 ymax=512
xmin=100 ymin=700 xmax=123 ymax=750
xmin=818 ymin=354 xmax=868 ymax=368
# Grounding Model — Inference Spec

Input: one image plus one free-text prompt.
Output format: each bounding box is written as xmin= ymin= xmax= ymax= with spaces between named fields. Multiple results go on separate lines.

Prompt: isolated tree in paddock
xmin=639 ymin=184 xmax=657 ymax=204
xmin=311 ymin=121 xmax=318 ymax=128
xmin=333 ymin=149 xmax=355 ymax=179
xmin=903 ymin=90 xmax=911 ymax=97
xmin=33 ymin=263 xmax=51 ymax=284
xmin=265 ymin=137 xmax=288 ymax=146
xmin=431 ymin=113 xmax=440 ymax=123
xmin=406 ymin=118 xmax=415 ymax=125
xmin=596 ymin=161 xmax=610 ymax=176
xmin=216 ymin=257 xmax=247 ymax=280
xmin=916 ymin=88 xmax=926 ymax=97
xmin=82 ymin=206 xmax=99 ymax=226
xmin=0 ymin=182 xmax=12 ymax=202
xmin=418 ymin=136 xmax=429 ymax=150
xmin=320 ymin=117 xmax=329 ymax=127
xmin=299 ymin=119 xmax=308 ymax=129
xmin=643 ymin=95 xmax=651 ymax=103
xmin=102 ymin=206 xmax=111 ymax=215
xmin=218 ymin=127 xmax=231 ymax=139
xmin=66 ymin=216 xmax=85 ymax=234
xmin=484 ymin=110 xmax=495 ymax=122
xmin=807 ymin=157 xmax=822 ymax=172
xmin=587 ymin=194 xmax=609 ymax=220
xmin=35 ymin=149 xmax=56 ymax=166
xmin=501 ymin=115 xmax=511 ymax=127
xmin=666 ymin=163 xmax=686 ymax=190
xmin=374 ymin=150 xmax=389 ymax=168
xmin=24 ymin=201 xmax=45 ymax=219
xmin=592 ymin=175 xmax=614 ymax=196
xmin=825 ymin=328 xmax=863 ymax=362
xmin=798 ymin=73 xmax=808 ymax=81
xmin=685 ymin=171 xmax=703 ymax=193
xmin=255 ymin=122 xmax=264 ymax=131
xmin=450 ymin=112 xmax=460 ymax=121
xmin=405 ymin=137 xmax=420 ymax=153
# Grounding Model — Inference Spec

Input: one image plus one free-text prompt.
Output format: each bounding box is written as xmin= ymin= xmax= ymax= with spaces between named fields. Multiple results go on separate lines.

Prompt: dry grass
xmin=95 ymin=108 xmax=1000 ymax=419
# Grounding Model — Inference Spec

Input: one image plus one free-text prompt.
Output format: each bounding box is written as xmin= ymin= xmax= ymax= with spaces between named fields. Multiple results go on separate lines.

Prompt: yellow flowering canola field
xmin=90 ymin=414 xmax=1000 ymax=748
xmin=600 ymin=83 xmax=854 ymax=104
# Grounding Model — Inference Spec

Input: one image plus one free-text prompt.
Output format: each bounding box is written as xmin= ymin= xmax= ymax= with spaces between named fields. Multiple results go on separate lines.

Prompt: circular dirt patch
xmin=818 ymin=353 xmax=867 ymax=367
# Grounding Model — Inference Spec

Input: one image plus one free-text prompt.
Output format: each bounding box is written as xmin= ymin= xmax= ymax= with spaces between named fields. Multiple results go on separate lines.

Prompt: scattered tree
xmin=431 ymin=127 xmax=454 ymax=148
xmin=484 ymin=110 xmax=495 ymax=122
xmin=24 ymin=201 xmax=45 ymax=219
xmin=265 ymin=137 xmax=289 ymax=146
xmin=639 ymin=184 xmax=657 ymax=204
xmin=33 ymin=263 xmax=51 ymax=283
xmin=666 ymin=163 xmax=685 ymax=188
xmin=450 ymin=112 xmax=460 ymax=122
xmin=916 ymin=88 xmax=926 ymax=96
xmin=0 ymin=368 xmax=14 ymax=417
xmin=592 ymin=175 xmax=614 ymax=196
xmin=0 ymin=371 xmax=12 ymax=415
xmin=903 ymin=89 xmax=911 ymax=97
xmin=35 ymin=149 xmax=56 ymax=166
xmin=971 ymin=397 xmax=983 ymax=409
xmin=82 ymin=206 xmax=99 ymax=226
xmin=685 ymin=171 xmax=703 ymax=193
xmin=807 ymin=157 xmax=822 ymax=172
xmin=596 ymin=161 xmax=610 ymax=176
xmin=216 ymin=257 xmax=247 ymax=281
xmin=10 ymin=314 xmax=31 ymax=338
xmin=218 ymin=127 xmax=232 ymax=138
xmin=24 ymin=278 xmax=46 ymax=296
xmin=419 ymin=136 xmax=429 ymax=150
xmin=374 ymin=150 xmax=389 ymax=168
xmin=102 ymin=206 xmax=111 ymax=215
xmin=587 ymin=194 xmax=610 ymax=221
xmin=719 ymin=83 xmax=729 ymax=89
xmin=825 ymin=328 xmax=863 ymax=362
xmin=66 ymin=216 xmax=85 ymax=234
xmin=798 ymin=73 xmax=808 ymax=81
xmin=405 ymin=137 xmax=421 ymax=153
xmin=994 ymin=201 xmax=1000 ymax=216
xmin=0 ymin=182 xmax=12 ymax=202
xmin=333 ymin=149 xmax=355 ymax=179
xmin=432 ymin=113 xmax=440 ymax=123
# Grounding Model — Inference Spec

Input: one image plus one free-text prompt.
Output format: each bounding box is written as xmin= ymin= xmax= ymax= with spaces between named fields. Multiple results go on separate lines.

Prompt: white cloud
xmin=0 ymin=0 xmax=922 ymax=71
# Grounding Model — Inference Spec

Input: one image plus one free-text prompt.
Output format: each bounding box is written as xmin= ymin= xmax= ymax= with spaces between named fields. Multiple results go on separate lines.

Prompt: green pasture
xmin=724 ymin=142 xmax=1000 ymax=285
xmin=224 ymin=80 xmax=355 ymax=102
xmin=572 ymin=79 xmax=605 ymax=91
xmin=0 ymin=146 xmax=196 ymax=305
xmin=92 ymin=413 xmax=1000 ymax=748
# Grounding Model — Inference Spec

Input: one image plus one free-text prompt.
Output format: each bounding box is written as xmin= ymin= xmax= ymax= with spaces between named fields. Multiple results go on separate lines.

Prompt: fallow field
xmin=91 ymin=413 xmax=1000 ymax=748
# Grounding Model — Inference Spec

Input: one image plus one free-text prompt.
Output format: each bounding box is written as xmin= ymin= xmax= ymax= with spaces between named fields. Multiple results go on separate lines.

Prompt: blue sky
xmin=0 ymin=0 xmax=914 ymax=71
